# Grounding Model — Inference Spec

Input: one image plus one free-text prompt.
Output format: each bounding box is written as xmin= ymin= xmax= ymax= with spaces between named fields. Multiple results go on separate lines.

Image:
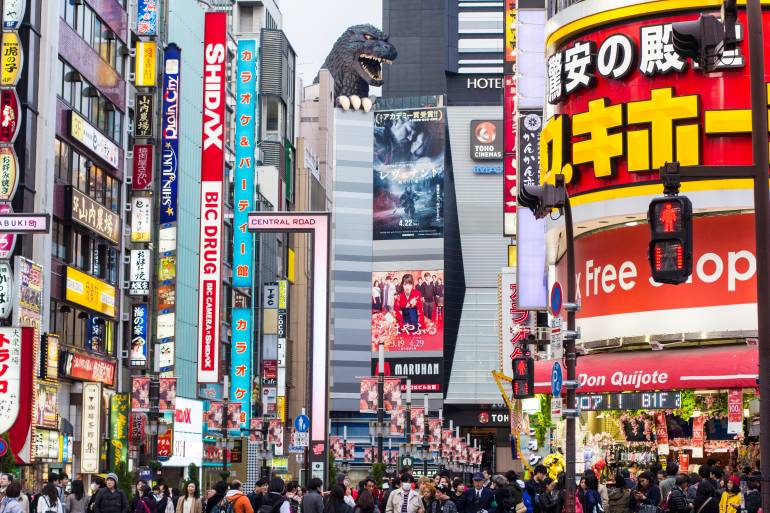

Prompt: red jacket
xmin=393 ymin=289 xmax=424 ymax=332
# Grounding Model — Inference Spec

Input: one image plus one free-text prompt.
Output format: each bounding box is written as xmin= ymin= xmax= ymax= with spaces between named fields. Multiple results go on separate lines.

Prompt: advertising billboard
xmin=196 ymin=12 xmax=227 ymax=383
xmin=137 ymin=0 xmax=158 ymax=35
xmin=160 ymin=44 xmax=180 ymax=224
xmin=135 ymin=41 xmax=157 ymax=87
xmin=541 ymin=10 xmax=767 ymax=200
xmin=80 ymin=382 xmax=102 ymax=473
xmin=233 ymin=39 xmax=257 ymax=288
xmin=162 ymin=397 xmax=204 ymax=467
xmin=0 ymin=328 xmax=22 ymax=434
xmin=371 ymin=270 xmax=444 ymax=353
xmin=130 ymin=303 xmax=149 ymax=367
xmin=373 ymin=107 xmax=445 ymax=240
xmin=231 ymin=307 xmax=251 ymax=430
xmin=65 ymin=266 xmax=116 ymax=317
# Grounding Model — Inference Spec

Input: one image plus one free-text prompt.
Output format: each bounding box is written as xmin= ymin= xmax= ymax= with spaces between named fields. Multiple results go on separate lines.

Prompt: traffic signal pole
xmin=745 ymin=3 xmax=770 ymax=510
xmin=664 ymin=2 xmax=769 ymax=509
xmin=562 ymin=177 xmax=577 ymax=513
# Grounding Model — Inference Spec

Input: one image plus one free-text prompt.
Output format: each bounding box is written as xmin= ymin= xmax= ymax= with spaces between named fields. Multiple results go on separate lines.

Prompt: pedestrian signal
xmin=647 ymin=196 xmax=693 ymax=284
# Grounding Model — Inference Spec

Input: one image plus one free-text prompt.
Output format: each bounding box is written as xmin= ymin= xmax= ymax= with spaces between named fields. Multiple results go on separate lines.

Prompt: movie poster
xmin=268 ymin=419 xmax=284 ymax=452
xmin=158 ymin=378 xmax=176 ymax=412
xmin=383 ymin=378 xmax=402 ymax=412
xmin=373 ymin=107 xmax=445 ymax=240
xmin=410 ymin=407 xmax=425 ymax=444
xmin=428 ymin=418 xmax=442 ymax=451
xmin=35 ymin=383 xmax=58 ymax=428
xmin=359 ymin=378 xmax=377 ymax=413
xmin=390 ymin=407 xmax=405 ymax=435
xmin=372 ymin=270 xmax=444 ymax=352
xmin=330 ymin=436 xmax=344 ymax=459
xmin=207 ymin=402 xmax=224 ymax=430
xmin=131 ymin=376 xmax=150 ymax=411
xmin=249 ymin=418 xmax=264 ymax=442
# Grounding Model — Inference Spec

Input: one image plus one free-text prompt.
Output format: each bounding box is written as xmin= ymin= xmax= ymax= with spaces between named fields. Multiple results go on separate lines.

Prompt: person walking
xmin=692 ymin=482 xmax=718 ymax=513
xmin=65 ymin=482 xmax=89 ymax=513
xmin=1 ymin=483 xmax=24 ymax=513
xmin=134 ymin=486 xmax=157 ymax=513
xmin=175 ymin=483 xmax=201 ymax=513
xmin=526 ymin=467 xmax=548 ymax=513
xmin=631 ymin=472 xmax=661 ymax=513
xmin=355 ymin=490 xmax=376 ymax=513
xmin=225 ymin=482 xmax=254 ymax=513
xmin=538 ymin=479 xmax=558 ymax=513
xmin=325 ymin=485 xmax=353 ymax=513
xmin=420 ymin=485 xmax=438 ymax=513
xmin=93 ymin=475 xmax=128 ymax=513
xmin=302 ymin=480 xmax=324 ymax=513
xmin=261 ymin=479 xmax=290 ymax=513
xmin=87 ymin=479 xmax=106 ymax=513
xmin=286 ymin=483 xmax=302 ymax=513
xmin=38 ymin=484 xmax=64 ymax=513
xmin=659 ymin=465 xmax=679 ymax=509
xmin=579 ymin=475 xmax=602 ymax=513
xmin=718 ymin=478 xmax=741 ymax=513
xmin=666 ymin=476 xmax=691 ymax=513
xmin=607 ymin=474 xmax=630 ymax=513
xmin=385 ymin=476 xmax=421 ymax=513
xmin=465 ymin=474 xmax=494 ymax=513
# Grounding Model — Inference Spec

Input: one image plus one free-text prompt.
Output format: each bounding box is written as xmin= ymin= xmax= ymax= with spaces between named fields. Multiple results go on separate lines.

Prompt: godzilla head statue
xmin=316 ymin=24 xmax=397 ymax=111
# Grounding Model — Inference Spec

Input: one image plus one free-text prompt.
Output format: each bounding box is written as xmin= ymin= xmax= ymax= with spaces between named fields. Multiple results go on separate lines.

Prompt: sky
xmin=279 ymin=0 xmax=383 ymax=85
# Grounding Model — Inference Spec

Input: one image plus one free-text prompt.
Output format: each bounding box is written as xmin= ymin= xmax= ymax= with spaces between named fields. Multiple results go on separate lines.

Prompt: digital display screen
xmin=577 ymin=391 xmax=681 ymax=411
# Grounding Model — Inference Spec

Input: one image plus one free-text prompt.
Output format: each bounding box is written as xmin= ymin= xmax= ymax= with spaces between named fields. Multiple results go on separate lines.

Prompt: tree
xmin=186 ymin=463 xmax=201 ymax=495
xmin=371 ymin=463 xmax=385 ymax=487
xmin=114 ymin=461 xmax=135 ymax=499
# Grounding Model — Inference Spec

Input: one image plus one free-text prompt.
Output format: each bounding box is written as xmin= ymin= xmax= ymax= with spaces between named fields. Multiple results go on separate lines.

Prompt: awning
xmin=534 ymin=345 xmax=758 ymax=394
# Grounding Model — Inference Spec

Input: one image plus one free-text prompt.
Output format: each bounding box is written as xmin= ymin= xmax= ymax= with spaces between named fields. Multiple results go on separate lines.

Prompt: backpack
xmin=258 ymin=497 xmax=284 ymax=513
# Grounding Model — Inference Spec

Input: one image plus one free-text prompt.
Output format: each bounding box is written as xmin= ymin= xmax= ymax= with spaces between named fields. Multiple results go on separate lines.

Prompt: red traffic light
xmin=648 ymin=195 xmax=693 ymax=284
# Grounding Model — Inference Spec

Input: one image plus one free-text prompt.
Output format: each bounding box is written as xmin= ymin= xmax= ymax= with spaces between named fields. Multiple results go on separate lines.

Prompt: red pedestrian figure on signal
xmin=660 ymin=202 xmax=678 ymax=232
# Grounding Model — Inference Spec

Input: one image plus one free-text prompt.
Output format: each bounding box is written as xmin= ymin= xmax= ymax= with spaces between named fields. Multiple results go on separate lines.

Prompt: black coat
xmin=94 ymin=489 xmax=129 ymax=513
xmin=451 ymin=493 xmax=468 ymax=513
xmin=495 ymin=486 xmax=522 ymax=513
xmin=464 ymin=488 xmax=494 ymax=513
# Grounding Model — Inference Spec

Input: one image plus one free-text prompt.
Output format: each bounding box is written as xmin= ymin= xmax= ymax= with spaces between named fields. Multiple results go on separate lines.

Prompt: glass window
xmin=107 ymin=248 xmax=118 ymax=284
xmin=56 ymin=59 xmax=64 ymax=98
xmin=74 ymin=2 xmax=84 ymax=36
xmin=63 ymin=0 xmax=74 ymax=26
xmin=100 ymin=31 xmax=110 ymax=63
xmin=93 ymin=167 xmax=104 ymax=204
xmin=92 ymin=18 xmax=102 ymax=56
xmin=83 ymin=8 xmax=93 ymax=49
xmin=62 ymin=63 xmax=73 ymax=104
xmin=72 ymin=80 xmax=83 ymax=114
xmin=52 ymin=220 xmax=66 ymax=260
xmin=113 ymin=111 xmax=122 ymax=145
xmin=266 ymin=99 xmax=280 ymax=131
xmin=111 ymin=178 xmax=120 ymax=212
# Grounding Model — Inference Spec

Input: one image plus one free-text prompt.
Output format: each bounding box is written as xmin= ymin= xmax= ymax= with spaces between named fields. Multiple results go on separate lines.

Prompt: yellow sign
xmin=135 ymin=41 xmax=157 ymax=87
xmin=1 ymin=31 xmax=22 ymax=87
xmin=65 ymin=266 xmax=116 ymax=317
xmin=277 ymin=395 xmax=286 ymax=422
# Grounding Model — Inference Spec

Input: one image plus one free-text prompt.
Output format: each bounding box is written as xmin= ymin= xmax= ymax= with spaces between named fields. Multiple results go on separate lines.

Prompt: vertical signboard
xmin=727 ymin=389 xmax=743 ymax=435
xmin=136 ymin=0 xmax=159 ymax=35
xmin=132 ymin=144 xmax=154 ymax=190
xmin=109 ymin=393 xmax=129 ymax=470
xmin=233 ymin=40 xmax=257 ymax=288
xmin=0 ymin=328 xmax=21 ymax=434
xmin=500 ymin=268 xmax=531 ymax=380
xmin=129 ymin=249 xmax=151 ymax=295
xmin=131 ymin=197 xmax=152 ymax=242
xmin=197 ymin=12 xmax=227 ymax=383
xmin=160 ymin=44 xmax=180 ymax=224
xmin=81 ymin=382 xmax=102 ymax=473
xmin=516 ymin=110 xmax=547 ymax=310
xmin=503 ymin=1 xmax=517 ymax=237
xmin=135 ymin=41 xmax=157 ymax=87
xmin=231 ymin=308 xmax=251 ymax=430
xmin=130 ymin=304 xmax=149 ymax=367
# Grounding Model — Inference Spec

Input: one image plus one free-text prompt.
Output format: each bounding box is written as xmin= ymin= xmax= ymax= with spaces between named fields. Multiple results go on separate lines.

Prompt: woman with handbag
xmin=37 ymin=485 xmax=63 ymax=513
xmin=630 ymin=473 xmax=661 ymax=513
xmin=134 ymin=486 xmax=157 ymax=513
xmin=693 ymin=482 xmax=718 ymax=513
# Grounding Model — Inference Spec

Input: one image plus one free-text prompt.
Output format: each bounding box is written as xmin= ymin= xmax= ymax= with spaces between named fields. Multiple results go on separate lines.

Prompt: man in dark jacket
xmin=301 ymin=479 xmax=324 ymax=513
xmin=526 ymin=466 xmax=548 ymax=513
xmin=465 ymin=474 xmax=494 ymax=513
xmin=94 ymin=474 xmax=129 ymax=513
xmin=666 ymin=475 xmax=691 ymax=513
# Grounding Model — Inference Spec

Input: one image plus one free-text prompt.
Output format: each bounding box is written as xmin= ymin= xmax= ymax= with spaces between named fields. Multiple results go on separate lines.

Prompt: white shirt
xmin=36 ymin=497 xmax=63 ymax=513
xmin=183 ymin=498 xmax=194 ymax=513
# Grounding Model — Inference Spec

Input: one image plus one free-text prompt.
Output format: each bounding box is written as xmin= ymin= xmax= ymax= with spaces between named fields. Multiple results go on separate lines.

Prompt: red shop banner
xmin=543 ymin=9 xmax=770 ymax=197
xmin=556 ymin=214 xmax=757 ymax=318
xmin=64 ymin=351 xmax=116 ymax=386
xmin=534 ymin=344 xmax=758 ymax=394
xmin=196 ymin=11 xmax=227 ymax=383
xmin=132 ymin=144 xmax=153 ymax=190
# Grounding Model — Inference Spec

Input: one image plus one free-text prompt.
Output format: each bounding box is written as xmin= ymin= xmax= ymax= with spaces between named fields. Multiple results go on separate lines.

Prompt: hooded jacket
xmin=94 ymin=488 xmax=129 ymax=513
xmin=225 ymin=492 xmax=253 ymax=513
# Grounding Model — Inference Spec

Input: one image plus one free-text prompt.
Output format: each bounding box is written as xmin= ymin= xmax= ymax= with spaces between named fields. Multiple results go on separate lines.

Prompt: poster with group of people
xmin=373 ymin=108 xmax=446 ymax=240
xmin=371 ymin=270 xmax=444 ymax=353
xmin=359 ymin=377 xmax=402 ymax=413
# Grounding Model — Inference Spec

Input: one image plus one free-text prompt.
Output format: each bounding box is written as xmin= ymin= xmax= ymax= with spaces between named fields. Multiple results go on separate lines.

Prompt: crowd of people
xmin=0 ymin=462 xmax=761 ymax=513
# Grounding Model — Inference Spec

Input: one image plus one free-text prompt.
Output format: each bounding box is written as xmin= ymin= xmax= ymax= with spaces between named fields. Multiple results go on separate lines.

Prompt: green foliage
xmin=371 ymin=463 xmax=386 ymax=487
xmin=674 ymin=390 xmax=696 ymax=419
xmin=328 ymin=451 xmax=337 ymax=485
xmin=218 ymin=471 xmax=230 ymax=482
xmin=532 ymin=394 xmax=552 ymax=448
xmin=114 ymin=462 xmax=134 ymax=499
xmin=0 ymin=434 xmax=18 ymax=477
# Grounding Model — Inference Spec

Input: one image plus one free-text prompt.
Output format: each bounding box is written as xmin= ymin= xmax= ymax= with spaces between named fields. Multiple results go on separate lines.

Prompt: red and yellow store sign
xmin=542 ymin=7 xmax=770 ymax=200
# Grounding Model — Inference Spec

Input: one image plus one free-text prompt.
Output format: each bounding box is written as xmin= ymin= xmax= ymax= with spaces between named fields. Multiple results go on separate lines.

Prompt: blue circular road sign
xmin=294 ymin=414 xmax=310 ymax=433
xmin=552 ymin=362 xmax=563 ymax=397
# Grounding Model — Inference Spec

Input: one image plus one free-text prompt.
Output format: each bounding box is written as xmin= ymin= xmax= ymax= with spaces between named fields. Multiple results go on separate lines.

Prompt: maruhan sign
xmin=162 ymin=397 xmax=203 ymax=467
